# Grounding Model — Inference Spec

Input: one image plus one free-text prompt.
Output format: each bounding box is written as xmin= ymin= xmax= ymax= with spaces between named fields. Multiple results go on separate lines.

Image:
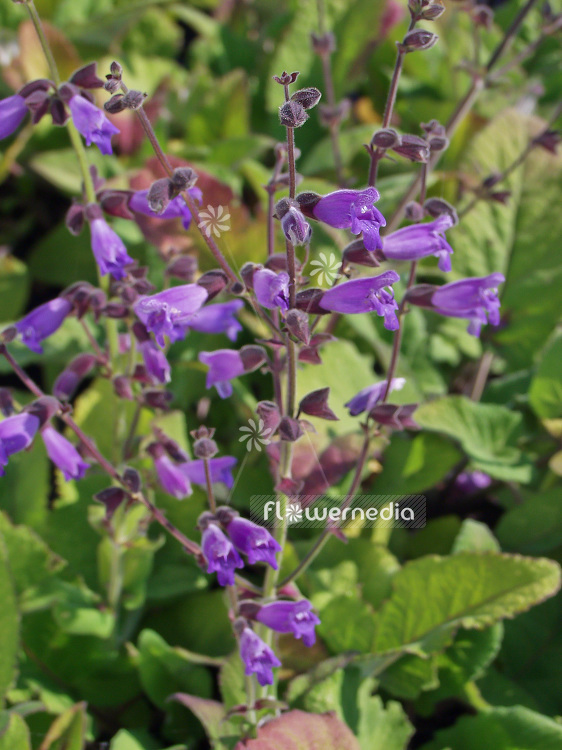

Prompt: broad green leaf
xmin=452 ymin=519 xmax=501 ymax=554
xmin=38 ymin=702 xmax=88 ymax=750
xmin=377 ymin=653 xmax=439 ymax=700
xmin=420 ymin=706 xmax=562 ymax=750
xmin=495 ymin=487 xmax=562 ymax=554
xmin=0 ymin=255 xmax=28 ymax=323
xmin=0 ymin=439 xmax=50 ymax=529
xmin=529 ymin=334 xmax=562 ymax=419
xmin=301 ymin=125 xmax=374 ymax=175
xmin=219 ymin=651 xmax=246 ymax=710
xmin=0 ymin=712 xmax=31 ymax=750
xmin=356 ymin=681 xmax=414 ymax=750
xmin=0 ymin=532 xmax=19 ymax=704
xmin=415 ymin=395 xmax=532 ymax=482
xmin=318 ymin=595 xmax=376 ymax=654
xmin=372 ymin=553 xmax=561 ymax=656
xmin=237 ymin=709 xmax=360 ymax=750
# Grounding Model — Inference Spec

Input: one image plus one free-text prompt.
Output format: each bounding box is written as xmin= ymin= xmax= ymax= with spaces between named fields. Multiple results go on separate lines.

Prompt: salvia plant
xmin=0 ymin=0 xmax=561 ymax=748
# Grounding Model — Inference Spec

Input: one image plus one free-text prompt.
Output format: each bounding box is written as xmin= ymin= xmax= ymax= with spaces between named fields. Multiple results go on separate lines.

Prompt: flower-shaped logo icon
xmin=239 ymin=418 xmax=272 ymax=452
xmin=285 ymin=501 xmax=303 ymax=524
xmin=309 ymin=251 xmax=342 ymax=286
xmin=198 ymin=205 xmax=231 ymax=237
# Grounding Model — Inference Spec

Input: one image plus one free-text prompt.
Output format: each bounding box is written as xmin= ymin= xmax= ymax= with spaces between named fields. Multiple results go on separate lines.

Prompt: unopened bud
xmin=197 ymin=269 xmax=228 ymax=300
xmin=285 ymin=309 xmax=310 ymax=344
xmin=24 ymin=396 xmax=59 ymax=427
xmin=122 ymin=466 xmax=142 ymax=493
xmin=424 ymin=197 xmax=458 ymax=223
xmin=291 ymin=87 xmax=322 ymax=110
xmin=472 ymin=5 xmax=494 ymax=29
xmin=278 ymin=416 xmax=303 ymax=442
xmin=420 ymin=2 xmax=445 ymax=20
xmin=104 ymin=94 xmax=126 ymax=114
xmin=94 ymin=486 xmax=127 ymax=519
xmin=147 ymin=178 xmax=173 ymax=214
xmin=399 ymin=29 xmax=438 ymax=52
xmin=311 ymin=31 xmax=336 ymax=55
xmin=193 ymin=437 xmax=218 ymax=459
xmin=392 ymin=134 xmax=430 ymax=162
xmin=110 ymin=61 xmax=123 ymax=78
xmin=273 ymin=71 xmax=300 ymax=86
xmin=143 ymin=389 xmax=174 ymax=410
xmin=404 ymin=201 xmax=426 ymax=222
xmin=0 ymin=389 xmax=14 ymax=417
xmin=113 ymin=376 xmax=134 ymax=400
xmin=121 ymin=90 xmax=146 ymax=110
xmin=53 ymin=353 xmax=97 ymax=401
xmin=280 ymin=206 xmax=311 ymax=246
xmin=240 ymin=262 xmax=262 ymax=290
xmin=166 ymin=255 xmax=198 ymax=282
xmin=295 ymin=288 xmax=327 ymax=315
xmin=104 ymin=78 xmax=121 ymax=94
xmin=65 ymin=203 xmax=85 ymax=236
xmin=372 ymin=128 xmax=400 ymax=149
xmin=299 ymin=387 xmax=338 ymax=421
xmin=279 ymin=100 xmax=309 ymax=128
xmin=171 ymin=167 xmax=198 ymax=190
xmin=256 ymin=401 xmax=281 ymax=434
xmin=240 ymin=345 xmax=267 ymax=372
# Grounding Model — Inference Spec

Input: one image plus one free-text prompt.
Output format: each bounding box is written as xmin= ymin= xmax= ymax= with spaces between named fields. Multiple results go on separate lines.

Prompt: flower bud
xmin=399 ymin=29 xmax=438 ymax=52
xmin=420 ymin=2 xmax=445 ymax=20
xmin=240 ymin=345 xmax=267 ymax=372
xmin=214 ymin=505 xmax=238 ymax=525
xmin=0 ymin=389 xmax=14 ymax=417
xmin=53 ymin=353 xmax=97 ymax=401
xmin=273 ymin=71 xmax=299 ymax=86
xmin=147 ymin=178 xmax=173 ymax=214
xmin=278 ymin=416 xmax=303 ymax=442
xmin=404 ymin=201 xmax=425 ymax=222
xmin=424 ymin=197 xmax=458 ymax=224
xmin=342 ymin=239 xmax=382 ymax=267
xmin=285 ymin=309 xmax=310 ymax=344
xmin=240 ymin=262 xmax=262 ymax=290
xmin=280 ymin=206 xmax=311 ymax=246
xmin=279 ymin=100 xmax=309 ymax=128
xmin=121 ymin=90 xmax=146 ymax=110
xmin=70 ymin=62 xmax=104 ymax=89
xmin=372 ymin=128 xmax=400 ymax=149
xmin=295 ymin=288 xmax=327 ymax=315
xmin=94 ymin=486 xmax=128 ymax=519
xmin=311 ymin=31 xmax=336 ymax=55
xmin=166 ymin=255 xmax=198 ymax=282
xmin=428 ymin=134 xmax=449 ymax=152
xmin=290 ymin=87 xmax=322 ymax=110
xmin=104 ymin=94 xmax=126 ymax=114
xmin=265 ymin=254 xmax=288 ymax=273
xmin=298 ymin=387 xmax=338 ymax=421
xmin=193 ymin=437 xmax=218 ymax=459
xmin=256 ymin=401 xmax=281 ymax=434
xmin=318 ymin=99 xmax=351 ymax=128
xmin=0 ymin=326 xmax=18 ymax=343
xmin=142 ymin=389 xmax=174 ymax=410
xmin=65 ymin=203 xmax=85 ymax=236
xmin=392 ymin=134 xmax=430 ymax=162
xmin=534 ymin=130 xmax=561 ymax=154
xmin=122 ymin=466 xmax=142 ymax=493
xmin=103 ymin=303 xmax=130 ymax=318
xmin=197 ymin=269 xmax=228 ymax=300
xmin=104 ymin=78 xmax=121 ymax=94
xmin=471 ymin=5 xmax=494 ymax=29
xmin=370 ymin=403 xmax=419 ymax=430
xmin=110 ymin=61 xmax=123 ymax=78
xmin=24 ymin=396 xmax=59 ymax=427
xmin=113 ymin=376 xmax=134 ymax=400
xmin=172 ymin=167 xmax=198 ymax=190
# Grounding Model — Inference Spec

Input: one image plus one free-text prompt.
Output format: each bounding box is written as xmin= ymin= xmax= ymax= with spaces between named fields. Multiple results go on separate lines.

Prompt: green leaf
xmin=0 ymin=712 xmax=31 ymax=750
xmin=529 ymin=334 xmax=562 ymax=419
xmin=37 ymin=702 xmax=88 ymax=750
xmin=0 ymin=255 xmax=28 ymax=323
xmin=0 ymin=530 xmax=19 ymax=705
xmin=0 ymin=439 xmax=50 ymax=529
xmin=495 ymin=487 xmax=562 ymax=554
xmin=168 ymin=693 xmax=234 ymax=749
xmin=420 ymin=706 xmax=562 ymax=750
xmin=318 ymin=595 xmax=376 ymax=654
xmin=372 ymin=553 xmax=561 ymax=656
xmin=452 ymin=519 xmax=501 ymax=554
xmin=377 ymin=653 xmax=439 ymax=700
xmin=415 ymin=395 xmax=532 ymax=482
xmin=356 ymin=681 xmax=414 ymax=750
xmin=137 ymin=630 xmax=213 ymax=710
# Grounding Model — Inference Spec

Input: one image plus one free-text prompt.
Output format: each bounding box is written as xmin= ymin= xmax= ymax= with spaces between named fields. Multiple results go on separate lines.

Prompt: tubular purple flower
xmin=42 ymin=426 xmax=89 ymax=481
xmin=382 ymin=215 xmax=454 ymax=272
xmin=239 ymin=626 xmax=281 ymax=687
xmin=139 ymin=340 xmax=171 ymax=385
xmin=129 ymin=187 xmax=203 ymax=230
xmin=180 ymin=456 xmax=237 ymax=489
xmin=253 ymin=269 xmax=290 ymax=312
xmin=226 ymin=517 xmax=281 ymax=569
xmin=0 ymin=413 xmax=40 ymax=476
xmin=89 ymin=217 xmax=134 ymax=280
xmin=280 ymin=206 xmax=311 ymax=246
xmin=0 ymin=95 xmax=27 ymax=139
xmin=319 ymin=271 xmax=400 ymax=330
xmin=454 ymin=470 xmax=492 ymax=495
xmin=15 ymin=298 xmax=72 ymax=354
xmin=198 ymin=350 xmax=245 ymax=398
xmin=312 ymin=188 xmax=386 ymax=252
xmin=255 ymin=599 xmax=320 ymax=647
xmin=154 ymin=453 xmax=192 ymax=499
xmin=184 ymin=300 xmax=244 ymax=341
xmin=345 ymin=377 xmax=406 ymax=416
xmin=201 ymin=523 xmax=244 ymax=586
xmin=68 ymin=95 xmax=119 ymax=155
xmin=134 ymin=285 xmax=209 ymax=347
xmin=422 ymin=273 xmax=505 ymax=336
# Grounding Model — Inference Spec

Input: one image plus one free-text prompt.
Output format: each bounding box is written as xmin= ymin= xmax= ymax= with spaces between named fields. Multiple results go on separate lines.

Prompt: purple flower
xmin=180 ymin=456 xmax=237 ymax=489
xmin=134 ymin=285 xmax=209 ymax=347
xmin=198 ymin=350 xmax=245 ymax=398
xmin=89 ymin=218 xmax=134 ymax=280
xmin=426 ymin=272 xmax=505 ymax=336
xmin=0 ymin=95 xmax=27 ymax=140
xmin=313 ymin=188 xmax=386 ymax=252
xmin=319 ymin=271 xmax=400 ymax=330
xmin=129 ymin=187 xmax=203 ymax=230
xmin=253 ymin=269 xmax=290 ymax=312
xmin=226 ymin=517 xmax=281 ymax=569
xmin=15 ymin=298 xmax=72 ymax=354
xmin=0 ymin=413 xmax=40 ymax=476
xmin=345 ymin=377 xmax=406 ymax=416
xmin=154 ymin=453 xmax=192 ymax=499
xmin=184 ymin=300 xmax=244 ymax=341
xmin=42 ymin=426 xmax=89 ymax=481
xmin=281 ymin=206 xmax=311 ymax=246
xmin=239 ymin=626 xmax=281 ymax=686
xmin=68 ymin=95 xmax=119 ymax=155
xmin=383 ymin=215 xmax=454 ymax=272
xmin=140 ymin=340 xmax=171 ymax=385
xmin=454 ymin=470 xmax=492 ymax=495
xmin=201 ymin=523 xmax=244 ymax=586
xmin=256 ymin=599 xmax=320 ymax=647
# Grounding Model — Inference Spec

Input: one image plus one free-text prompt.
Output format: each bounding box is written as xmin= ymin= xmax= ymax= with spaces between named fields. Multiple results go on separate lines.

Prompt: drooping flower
xmin=53 ymin=354 xmax=97 ymax=401
xmin=312 ymin=188 xmax=386 ymax=252
xmin=198 ymin=350 xmax=246 ymax=398
xmin=0 ymin=413 xmax=40 ymax=476
xmin=253 ymin=269 xmax=290 ymax=312
xmin=89 ymin=217 xmax=134 ymax=280
xmin=68 ymin=95 xmax=119 ymax=155
xmin=409 ymin=272 xmax=505 ymax=336
xmin=139 ymin=340 xmax=171 ymax=385
xmin=42 ymin=426 xmax=89 ymax=481
xmin=134 ymin=285 xmax=209 ymax=347
xmin=0 ymin=95 xmax=27 ymax=140
xmin=280 ymin=206 xmax=311 ymax=246
xmin=382 ymin=215 xmax=454 ymax=272
xmin=345 ymin=377 xmax=406 ymax=416
xmin=184 ymin=300 xmax=244 ymax=341
xmin=319 ymin=271 xmax=400 ymax=330
xmin=15 ymin=298 xmax=72 ymax=354
xmin=226 ymin=517 xmax=281 ymax=569
xmin=239 ymin=626 xmax=281 ymax=687
xmin=255 ymin=599 xmax=320 ymax=647
xmin=201 ymin=522 xmax=244 ymax=586
xmin=154 ymin=453 xmax=192 ymax=499
xmin=180 ymin=456 xmax=237 ymax=489
xmin=129 ymin=186 xmax=203 ymax=230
